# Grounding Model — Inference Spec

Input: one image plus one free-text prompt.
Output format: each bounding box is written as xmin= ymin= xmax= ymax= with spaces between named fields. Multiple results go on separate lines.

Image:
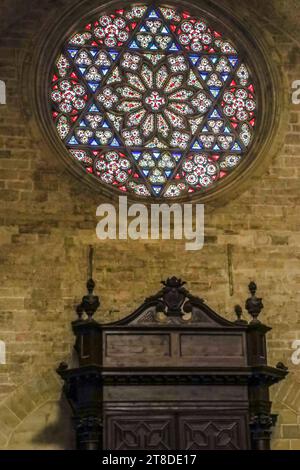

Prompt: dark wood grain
xmin=58 ymin=277 xmax=288 ymax=450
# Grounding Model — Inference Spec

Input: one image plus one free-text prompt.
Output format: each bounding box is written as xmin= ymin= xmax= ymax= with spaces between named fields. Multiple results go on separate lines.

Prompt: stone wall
xmin=0 ymin=0 xmax=300 ymax=449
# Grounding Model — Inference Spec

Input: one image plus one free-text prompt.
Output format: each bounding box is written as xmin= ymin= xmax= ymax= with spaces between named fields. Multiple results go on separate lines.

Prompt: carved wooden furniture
xmin=57 ymin=277 xmax=288 ymax=450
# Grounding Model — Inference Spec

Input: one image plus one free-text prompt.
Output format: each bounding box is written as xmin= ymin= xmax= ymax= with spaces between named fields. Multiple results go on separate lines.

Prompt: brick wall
xmin=0 ymin=0 xmax=300 ymax=449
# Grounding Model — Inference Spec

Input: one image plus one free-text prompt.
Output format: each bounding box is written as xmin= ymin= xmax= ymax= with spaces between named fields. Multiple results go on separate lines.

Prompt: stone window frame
xmin=25 ymin=0 xmax=288 ymax=205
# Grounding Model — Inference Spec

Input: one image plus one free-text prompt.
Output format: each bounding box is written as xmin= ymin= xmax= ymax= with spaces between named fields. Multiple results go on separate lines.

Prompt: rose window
xmin=50 ymin=4 xmax=258 ymax=198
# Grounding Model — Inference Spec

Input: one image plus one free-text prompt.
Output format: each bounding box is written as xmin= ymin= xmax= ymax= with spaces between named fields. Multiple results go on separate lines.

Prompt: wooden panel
xmin=179 ymin=333 xmax=246 ymax=366
xmin=178 ymin=414 xmax=249 ymax=450
xmin=104 ymin=332 xmax=171 ymax=365
xmin=103 ymin=385 xmax=248 ymax=402
xmin=104 ymin=409 xmax=249 ymax=450
xmin=105 ymin=413 xmax=175 ymax=450
xmin=103 ymin=330 xmax=247 ymax=367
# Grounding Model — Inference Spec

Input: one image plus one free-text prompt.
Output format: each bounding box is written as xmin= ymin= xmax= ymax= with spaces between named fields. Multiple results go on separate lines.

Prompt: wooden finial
xmin=245 ymin=281 xmax=264 ymax=323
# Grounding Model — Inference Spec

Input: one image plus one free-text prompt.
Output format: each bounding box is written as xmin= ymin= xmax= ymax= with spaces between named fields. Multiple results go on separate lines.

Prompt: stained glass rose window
xmin=50 ymin=4 xmax=257 ymax=199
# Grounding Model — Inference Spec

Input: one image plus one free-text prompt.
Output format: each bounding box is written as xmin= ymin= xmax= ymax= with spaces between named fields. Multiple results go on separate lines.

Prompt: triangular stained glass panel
xmin=132 ymin=151 xmax=141 ymax=161
xmin=209 ymin=88 xmax=221 ymax=98
xmin=89 ymin=104 xmax=99 ymax=112
xmin=69 ymin=102 xmax=122 ymax=148
xmin=192 ymin=140 xmax=203 ymax=150
xmin=108 ymin=51 xmax=119 ymax=61
xmin=231 ymin=141 xmax=242 ymax=152
xmin=152 ymin=185 xmax=163 ymax=195
xmin=228 ymin=57 xmax=239 ymax=68
xmin=189 ymin=55 xmax=199 ymax=66
xmin=68 ymin=49 xmax=78 ymax=58
xmin=148 ymin=9 xmax=160 ymax=19
xmin=129 ymin=41 xmax=139 ymax=49
xmin=111 ymin=138 xmax=121 ymax=147
xmin=68 ymin=135 xmax=79 ymax=145
xmin=88 ymin=83 xmax=100 ymax=92
xmin=128 ymin=7 xmax=181 ymax=52
xmin=209 ymin=109 xmax=222 ymax=119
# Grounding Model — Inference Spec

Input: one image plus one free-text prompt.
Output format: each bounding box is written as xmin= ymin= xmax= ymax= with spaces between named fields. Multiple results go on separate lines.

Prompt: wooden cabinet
xmin=58 ymin=277 xmax=288 ymax=450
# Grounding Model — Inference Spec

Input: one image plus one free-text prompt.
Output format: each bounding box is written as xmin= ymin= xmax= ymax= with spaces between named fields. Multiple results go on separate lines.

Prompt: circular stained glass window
xmin=49 ymin=4 xmax=257 ymax=199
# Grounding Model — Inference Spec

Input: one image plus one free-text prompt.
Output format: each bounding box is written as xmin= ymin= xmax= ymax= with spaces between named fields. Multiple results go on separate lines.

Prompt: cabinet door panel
xmin=179 ymin=414 xmax=249 ymax=450
xmin=105 ymin=414 xmax=176 ymax=450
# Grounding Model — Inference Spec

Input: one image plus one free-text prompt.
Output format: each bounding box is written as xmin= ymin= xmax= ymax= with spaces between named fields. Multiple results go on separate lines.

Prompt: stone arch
xmin=270 ymin=373 xmax=300 ymax=450
xmin=6 ymin=398 xmax=74 ymax=450
xmin=0 ymin=369 xmax=73 ymax=449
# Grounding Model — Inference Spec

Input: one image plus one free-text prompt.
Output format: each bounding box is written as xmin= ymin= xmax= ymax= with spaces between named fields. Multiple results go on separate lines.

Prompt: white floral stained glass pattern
xmin=50 ymin=4 xmax=257 ymax=198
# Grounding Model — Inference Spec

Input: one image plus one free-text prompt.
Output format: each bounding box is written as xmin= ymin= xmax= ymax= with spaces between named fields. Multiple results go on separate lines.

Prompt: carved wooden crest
xmin=112 ymin=277 xmax=236 ymax=327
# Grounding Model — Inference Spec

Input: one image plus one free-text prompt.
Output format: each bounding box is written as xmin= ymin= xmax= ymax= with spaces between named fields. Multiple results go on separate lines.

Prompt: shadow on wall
xmin=7 ymin=393 xmax=75 ymax=450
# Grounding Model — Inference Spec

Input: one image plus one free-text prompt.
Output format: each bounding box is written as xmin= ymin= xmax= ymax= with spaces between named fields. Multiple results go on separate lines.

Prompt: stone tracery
xmin=50 ymin=4 xmax=257 ymax=198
